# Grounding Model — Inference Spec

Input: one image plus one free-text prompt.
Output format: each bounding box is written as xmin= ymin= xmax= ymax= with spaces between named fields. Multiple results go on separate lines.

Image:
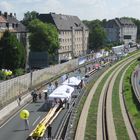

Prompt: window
xmin=124 ymin=35 xmax=131 ymax=39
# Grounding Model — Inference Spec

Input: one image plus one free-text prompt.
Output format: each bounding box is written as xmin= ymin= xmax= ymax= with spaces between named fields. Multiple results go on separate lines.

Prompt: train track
xmin=119 ymin=64 xmax=139 ymax=140
xmin=97 ymin=55 xmax=139 ymax=140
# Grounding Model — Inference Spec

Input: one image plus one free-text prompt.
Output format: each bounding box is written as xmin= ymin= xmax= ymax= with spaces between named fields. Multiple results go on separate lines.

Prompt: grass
xmin=73 ymin=66 xmax=111 ymax=140
xmin=112 ymin=65 xmax=130 ymax=140
xmin=84 ymin=72 xmax=110 ymax=140
xmin=72 ymin=51 xmax=140 ymax=140
xmin=124 ymin=61 xmax=140 ymax=139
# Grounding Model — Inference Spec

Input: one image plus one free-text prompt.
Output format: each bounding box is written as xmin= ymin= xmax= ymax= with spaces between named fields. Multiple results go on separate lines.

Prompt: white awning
xmin=62 ymin=77 xmax=81 ymax=86
xmin=49 ymin=85 xmax=74 ymax=99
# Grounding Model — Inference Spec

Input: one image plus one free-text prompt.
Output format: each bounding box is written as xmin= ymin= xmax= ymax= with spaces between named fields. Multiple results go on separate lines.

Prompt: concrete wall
xmin=0 ymin=59 xmax=78 ymax=108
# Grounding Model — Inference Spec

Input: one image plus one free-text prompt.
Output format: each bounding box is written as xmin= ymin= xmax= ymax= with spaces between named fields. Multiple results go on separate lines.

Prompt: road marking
xmin=0 ymin=101 xmax=31 ymax=129
xmin=32 ymin=116 xmax=41 ymax=126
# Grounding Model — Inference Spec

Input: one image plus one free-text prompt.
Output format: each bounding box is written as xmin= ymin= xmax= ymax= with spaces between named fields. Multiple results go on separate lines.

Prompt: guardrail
xmin=131 ymin=70 xmax=140 ymax=104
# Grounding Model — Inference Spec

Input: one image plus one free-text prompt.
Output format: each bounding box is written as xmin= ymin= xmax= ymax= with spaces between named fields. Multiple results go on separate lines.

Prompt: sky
xmin=0 ymin=0 xmax=140 ymax=21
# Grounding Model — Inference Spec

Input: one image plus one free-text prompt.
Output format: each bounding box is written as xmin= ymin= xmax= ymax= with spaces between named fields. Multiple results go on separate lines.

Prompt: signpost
xmin=20 ymin=109 xmax=30 ymax=130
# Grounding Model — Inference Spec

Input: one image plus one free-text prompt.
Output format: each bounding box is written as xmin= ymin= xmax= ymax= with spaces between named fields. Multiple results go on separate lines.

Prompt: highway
xmin=0 ymin=65 xmax=88 ymax=140
xmin=0 ymin=99 xmax=47 ymax=140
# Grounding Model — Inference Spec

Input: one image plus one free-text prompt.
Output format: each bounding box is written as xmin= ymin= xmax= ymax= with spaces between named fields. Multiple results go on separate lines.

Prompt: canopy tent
xmin=62 ymin=77 xmax=81 ymax=86
xmin=48 ymin=85 xmax=74 ymax=100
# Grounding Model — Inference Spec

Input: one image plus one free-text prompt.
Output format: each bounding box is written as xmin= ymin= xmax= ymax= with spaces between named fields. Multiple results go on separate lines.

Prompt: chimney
xmin=14 ymin=13 xmax=16 ymax=18
xmin=16 ymin=23 xmax=18 ymax=28
xmin=10 ymin=13 xmax=12 ymax=17
xmin=4 ymin=12 xmax=8 ymax=18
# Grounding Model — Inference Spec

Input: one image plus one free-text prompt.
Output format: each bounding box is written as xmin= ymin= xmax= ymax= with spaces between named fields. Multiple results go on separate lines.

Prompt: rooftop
xmin=38 ymin=13 xmax=88 ymax=31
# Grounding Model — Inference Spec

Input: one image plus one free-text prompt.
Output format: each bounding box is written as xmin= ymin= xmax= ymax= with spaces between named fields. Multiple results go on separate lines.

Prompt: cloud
xmin=19 ymin=0 xmax=43 ymax=3
xmin=1 ymin=0 xmax=140 ymax=20
xmin=0 ymin=1 xmax=14 ymax=11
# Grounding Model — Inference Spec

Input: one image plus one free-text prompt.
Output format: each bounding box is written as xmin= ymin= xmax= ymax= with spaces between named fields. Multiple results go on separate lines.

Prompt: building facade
xmin=38 ymin=13 xmax=89 ymax=62
xmin=0 ymin=11 xmax=28 ymax=48
xmin=105 ymin=18 xmax=137 ymax=44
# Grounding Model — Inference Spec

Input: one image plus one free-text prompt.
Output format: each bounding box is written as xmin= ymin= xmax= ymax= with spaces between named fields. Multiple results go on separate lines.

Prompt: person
xmin=66 ymin=73 xmax=69 ymax=80
xmin=78 ymin=68 xmax=81 ymax=74
xmin=47 ymin=82 xmax=55 ymax=94
xmin=44 ymin=91 xmax=48 ymax=100
xmin=33 ymin=92 xmax=38 ymax=102
xmin=31 ymin=89 xmax=38 ymax=102
xmin=47 ymin=124 xmax=52 ymax=138
xmin=85 ymin=66 xmax=87 ymax=74
xmin=17 ymin=94 xmax=22 ymax=106
xmin=54 ymin=81 xmax=58 ymax=89
xmin=38 ymin=92 xmax=42 ymax=100
xmin=88 ymin=67 xmax=91 ymax=71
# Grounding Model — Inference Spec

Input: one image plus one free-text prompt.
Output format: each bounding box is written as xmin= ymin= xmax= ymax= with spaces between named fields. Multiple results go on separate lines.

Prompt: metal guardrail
xmin=131 ymin=71 xmax=140 ymax=104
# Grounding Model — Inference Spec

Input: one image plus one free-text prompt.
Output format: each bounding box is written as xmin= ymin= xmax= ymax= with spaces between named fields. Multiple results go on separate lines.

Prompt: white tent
xmin=62 ymin=77 xmax=81 ymax=86
xmin=48 ymin=85 xmax=74 ymax=100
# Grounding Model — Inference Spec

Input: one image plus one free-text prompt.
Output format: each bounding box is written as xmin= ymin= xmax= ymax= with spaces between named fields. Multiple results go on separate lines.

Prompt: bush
xmin=0 ymin=71 xmax=6 ymax=80
xmin=13 ymin=68 xmax=25 ymax=77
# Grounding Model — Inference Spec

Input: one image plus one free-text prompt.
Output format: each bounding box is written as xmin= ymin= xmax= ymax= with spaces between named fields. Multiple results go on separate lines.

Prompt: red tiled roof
xmin=0 ymin=16 xmax=7 ymax=23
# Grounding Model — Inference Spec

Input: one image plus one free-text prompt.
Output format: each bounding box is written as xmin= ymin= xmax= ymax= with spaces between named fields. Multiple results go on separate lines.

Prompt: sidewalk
xmin=0 ymin=92 xmax=32 ymax=126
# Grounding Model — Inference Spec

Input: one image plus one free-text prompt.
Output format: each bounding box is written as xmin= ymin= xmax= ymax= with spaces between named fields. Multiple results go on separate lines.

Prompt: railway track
xmin=97 ymin=55 xmax=139 ymax=140
xmin=75 ymin=51 xmax=140 ymax=140
xmin=119 ymin=64 xmax=138 ymax=140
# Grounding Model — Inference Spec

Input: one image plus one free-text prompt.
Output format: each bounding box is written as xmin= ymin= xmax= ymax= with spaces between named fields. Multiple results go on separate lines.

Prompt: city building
xmin=38 ymin=13 xmax=89 ymax=63
xmin=0 ymin=11 xmax=28 ymax=48
xmin=105 ymin=18 xmax=137 ymax=44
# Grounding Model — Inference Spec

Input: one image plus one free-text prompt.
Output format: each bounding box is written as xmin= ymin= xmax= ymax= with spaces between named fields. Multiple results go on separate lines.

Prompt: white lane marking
xmin=32 ymin=116 xmax=41 ymax=126
xmin=0 ymin=102 xmax=31 ymax=129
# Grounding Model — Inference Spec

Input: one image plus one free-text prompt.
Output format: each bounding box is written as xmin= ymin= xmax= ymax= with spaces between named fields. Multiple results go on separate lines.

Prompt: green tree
xmin=83 ymin=20 xmax=106 ymax=51
xmin=0 ymin=31 xmax=26 ymax=70
xmin=22 ymin=11 xmax=38 ymax=27
xmin=28 ymin=19 xmax=59 ymax=54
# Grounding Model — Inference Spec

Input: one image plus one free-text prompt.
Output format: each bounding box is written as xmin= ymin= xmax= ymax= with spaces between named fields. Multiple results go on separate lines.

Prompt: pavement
xmin=0 ymin=64 xmax=90 ymax=140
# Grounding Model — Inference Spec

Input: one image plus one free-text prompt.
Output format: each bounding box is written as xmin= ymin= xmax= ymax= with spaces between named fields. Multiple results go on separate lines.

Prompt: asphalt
xmin=0 ymin=64 xmax=88 ymax=140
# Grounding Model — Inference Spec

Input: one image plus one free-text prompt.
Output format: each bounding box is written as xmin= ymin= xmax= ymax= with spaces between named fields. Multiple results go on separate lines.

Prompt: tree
xmin=28 ymin=19 xmax=59 ymax=54
xmin=83 ymin=20 xmax=106 ymax=51
xmin=22 ymin=11 xmax=38 ymax=27
xmin=89 ymin=26 xmax=106 ymax=50
xmin=0 ymin=31 xmax=26 ymax=70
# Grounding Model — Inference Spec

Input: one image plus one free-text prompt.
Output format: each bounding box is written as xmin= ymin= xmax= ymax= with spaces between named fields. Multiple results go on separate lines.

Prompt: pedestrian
xmin=85 ymin=66 xmax=87 ymax=74
xmin=48 ymin=124 xmax=52 ymax=138
xmin=88 ymin=67 xmax=91 ymax=71
xmin=31 ymin=89 xmax=38 ymax=102
xmin=38 ymin=92 xmax=42 ymax=100
xmin=17 ymin=94 xmax=22 ymax=106
xmin=33 ymin=92 xmax=38 ymax=102
xmin=47 ymin=82 xmax=55 ymax=94
xmin=78 ymin=68 xmax=81 ymax=74
xmin=55 ymin=81 xmax=58 ymax=89
xmin=136 ymin=70 xmax=138 ymax=77
xmin=44 ymin=91 xmax=48 ymax=101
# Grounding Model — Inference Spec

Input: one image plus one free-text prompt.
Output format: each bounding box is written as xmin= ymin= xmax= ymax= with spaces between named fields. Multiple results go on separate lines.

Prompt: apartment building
xmin=0 ymin=11 xmax=28 ymax=47
xmin=105 ymin=18 xmax=137 ymax=44
xmin=38 ymin=13 xmax=89 ymax=62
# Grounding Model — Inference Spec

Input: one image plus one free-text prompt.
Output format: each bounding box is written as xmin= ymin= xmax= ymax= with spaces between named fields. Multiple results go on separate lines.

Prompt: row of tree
xmin=1 ymin=11 xmax=140 ymax=74
xmin=0 ymin=11 xmax=59 ymax=74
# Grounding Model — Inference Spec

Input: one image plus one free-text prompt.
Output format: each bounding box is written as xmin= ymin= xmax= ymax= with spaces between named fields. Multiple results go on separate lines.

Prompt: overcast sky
xmin=0 ymin=0 xmax=140 ymax=21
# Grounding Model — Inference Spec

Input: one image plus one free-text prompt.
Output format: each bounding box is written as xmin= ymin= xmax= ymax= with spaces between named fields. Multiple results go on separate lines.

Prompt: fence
xmin=0 ymin=59 xmax=78 ymax=109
